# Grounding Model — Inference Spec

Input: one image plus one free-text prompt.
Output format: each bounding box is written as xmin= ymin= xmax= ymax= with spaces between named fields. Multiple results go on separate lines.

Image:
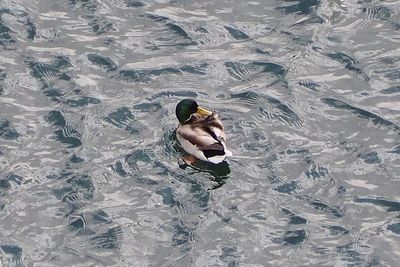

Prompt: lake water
xmin=1 ymin=0 xmax=400 ymax=266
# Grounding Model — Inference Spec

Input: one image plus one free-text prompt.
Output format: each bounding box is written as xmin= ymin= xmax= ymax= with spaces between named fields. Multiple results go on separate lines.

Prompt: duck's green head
xmin=175 ymin=99 xmax=212 ymax=123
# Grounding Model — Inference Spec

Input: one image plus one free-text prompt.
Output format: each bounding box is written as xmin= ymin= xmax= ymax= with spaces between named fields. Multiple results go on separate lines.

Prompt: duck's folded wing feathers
xmin=177 ymin=126 xmax=217 ymax=147
xmin=198 ymin=143 xmax=226 ymax=158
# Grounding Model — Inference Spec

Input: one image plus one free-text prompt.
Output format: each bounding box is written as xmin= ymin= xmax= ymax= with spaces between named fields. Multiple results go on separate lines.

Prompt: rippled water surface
xmin=1 ymin=0 xmax=400 ymax=266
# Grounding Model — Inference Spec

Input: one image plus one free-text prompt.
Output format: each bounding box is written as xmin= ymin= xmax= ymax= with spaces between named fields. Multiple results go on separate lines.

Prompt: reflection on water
xmin=1 ymin=0 xmax=400 ymax=265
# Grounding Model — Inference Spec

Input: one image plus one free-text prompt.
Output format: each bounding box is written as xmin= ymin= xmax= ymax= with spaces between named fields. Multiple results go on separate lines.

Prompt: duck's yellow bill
xmin=196 ymin=106 xmax=212 ymax=116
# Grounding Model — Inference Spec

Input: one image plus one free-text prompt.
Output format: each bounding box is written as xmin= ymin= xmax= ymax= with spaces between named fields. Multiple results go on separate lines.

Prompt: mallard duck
xmin=175 ymin=99 xmax=232 ymax=164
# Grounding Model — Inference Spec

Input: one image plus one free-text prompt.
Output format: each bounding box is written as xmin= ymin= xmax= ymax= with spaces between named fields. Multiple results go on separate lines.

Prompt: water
xmin=0 ymin=0 xmax=399 ymax=266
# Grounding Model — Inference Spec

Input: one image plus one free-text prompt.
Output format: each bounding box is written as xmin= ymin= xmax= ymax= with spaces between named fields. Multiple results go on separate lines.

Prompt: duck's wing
xmin=177 ymin=124 xmax=221 ymax=148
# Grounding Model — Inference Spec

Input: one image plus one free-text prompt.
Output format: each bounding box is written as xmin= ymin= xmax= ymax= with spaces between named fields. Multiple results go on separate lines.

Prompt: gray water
xmin=0 ymin=0 xmax=400 ymax=266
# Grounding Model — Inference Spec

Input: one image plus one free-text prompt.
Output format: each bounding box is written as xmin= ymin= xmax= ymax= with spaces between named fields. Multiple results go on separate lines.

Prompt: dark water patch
xmin=144 ymin=14 xmax=197 ymax=46
xmin=357 ymin=150 xmax=381 ymax=164
xmin=214 ymin=209 xmax=232 ymax=223
xmin=310 ymin=200 xmax=343 ymax=218
xmin=195 ymin=26 xmax=208 ymax=33
xmin=243 ymin=140 xmax=270 ymax=152
xmin=0 ymin=69 xmax=5 ymax=94
xmin=147 ymin=16 xmax=197 ymax=47
xmin=390 ymin=144 xmax=400 ymax=154
xmin=362 ymin=5 xmax=392 ymax=21
xmin=249 ymin=213 xmax=267 ymax=220
xmin=69 ymin=210 xmax=111 ymax=232
xmin=1 ymin=244 xmax=24 ymax=267
xmin=92 ymin=210 xmax=111 ymax=224
xmin=338 ymin=139 xmax=361 ymax=153
xmin=224 ymin=26 xmax=249 ymax=40
xmin=52 ymin=55 xmax=73 ymax=69
xmin=46 ymin=110 xmax=82 ymax=148
xmin=69 ymin=214 xmax=86 ymax=231
xmin=136 ymin=176 xmax=159 ymax=185
xmin=387 ymin=223 xmax=400 ymax=234
xmin=275 ymin=181 xmax=301 ymax=194
xmin=87 ymin=53 xmax=118 ymax=72
xmin=355 ymin=196 xmax=400 ymax=212
xmin=382 ymin=69 xmax=400 ymax=81
xmin=298 ymin=80 xmax=320 ymax=91
xmin=180 ymin=63 xmax=208 ymax=75
xmin=166 ymin=23 xmax=192 ymax=41
xmin=172 ymin=221 xmax=196 ymax=251
xmin=0 ymin=179 xmax=11 ymax=196
xmin=158 ymin=187 xmax=179 ymax=207
xmin=116 ymin=67 xmax=182 ymax=82
xmin=27 ymin=60 xmax=59 ymax=80
xmin=0 ymin=119 xmax=20 ymax=140
xmin=6 ymin=174 xmax=23 ymax=185
xmin=69 ymin=0 xmax=97 ymax=12
xmin=277 ymin=0 xmax=321 ymax=15
xmin=91 ymin=226 xmax=123 ymax=249
xmin=146 ymin=14 xmax=169 ymax=23
xmin=274 ymin=230 xmax=306 ymax=246
xmin=305 ymin=156 xmax=329 ymax=179
xmin=0 ymin=18 xmax=16 ymax=49
xmin=190 ymin=182 xmax=210 ymax=208
xmin=86 ymin=16 xmax=115 ymax=35
xmin=0 ymin=7 xmax=38 ymax=41
xmin=337 ymin=243 xmax=379 ymax=266
xmin=282 ymin=208 xmax=307 ymax=224
xmin=111 ymin=160 xmax=129 ymax=177
xmin=255 ymin=48 xmax=270 ymax=55
xmin=126 ymin=149 xmax=154 ymax=169
xmin=325 ymin=225 xmax=349 ymax=236
xmin=322 ymin=98 xmax=400 ymax=130
xmin=260 ymin=97 xmax=302 ymax=127
xmin=42 ymin=84 xmax=64 ymax=102
xmin=1 ymin=244 xmax=22 ymax=255
xmin=225 ymin=61 xmax=286 ymax=81
xmin=59 ymin=73 xmax=72 ymax=81
xmin=389 ymin=20 xmax=400 ymax=31
xmin=68 ymin=154 xmax=84 ymax=164
xmin=326 ymin=52 xmax=368 ymax=80
xmin=25 ymin=56 xmax=72 ymax=80
xmin=2 ymin=8 xmax=36 ymax=40
xmin=379 ymin=56 xmax=400 ymax=65
xmin=304 ymin=198 xmax=344 ymax=218
xmin=53 ymin=174 xmax=95 ymax=210
xmin=126 ymin=0 xmax=145 ymax=7
xmin=25 ymin=18 xmax=36 ymax=40
xmin=220 ymin=246 xmax=240 ymax=265
xmin=0 ymin=70 xmax=6 ymax=80
xmin=105 ymin=106 xmax=141 ymax=134
xmin=380 ymin=86 xmax=400 ymax=94
xmin=132 ymin=101 xmax=162 ymax=112
xmin=66 ymin=96 xmax=101 ymax=107
xmin=0 ymin=174 xmax=22 ymax=197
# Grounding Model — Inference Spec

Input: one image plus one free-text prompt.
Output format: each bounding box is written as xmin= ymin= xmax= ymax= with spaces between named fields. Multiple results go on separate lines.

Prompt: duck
xmin=175 ymin=99 xmax=232 ymax=164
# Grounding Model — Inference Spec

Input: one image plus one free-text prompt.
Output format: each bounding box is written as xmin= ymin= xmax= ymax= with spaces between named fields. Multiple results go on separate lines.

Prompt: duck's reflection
xmin=178 ymin=152 xmax=231 ymax=190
